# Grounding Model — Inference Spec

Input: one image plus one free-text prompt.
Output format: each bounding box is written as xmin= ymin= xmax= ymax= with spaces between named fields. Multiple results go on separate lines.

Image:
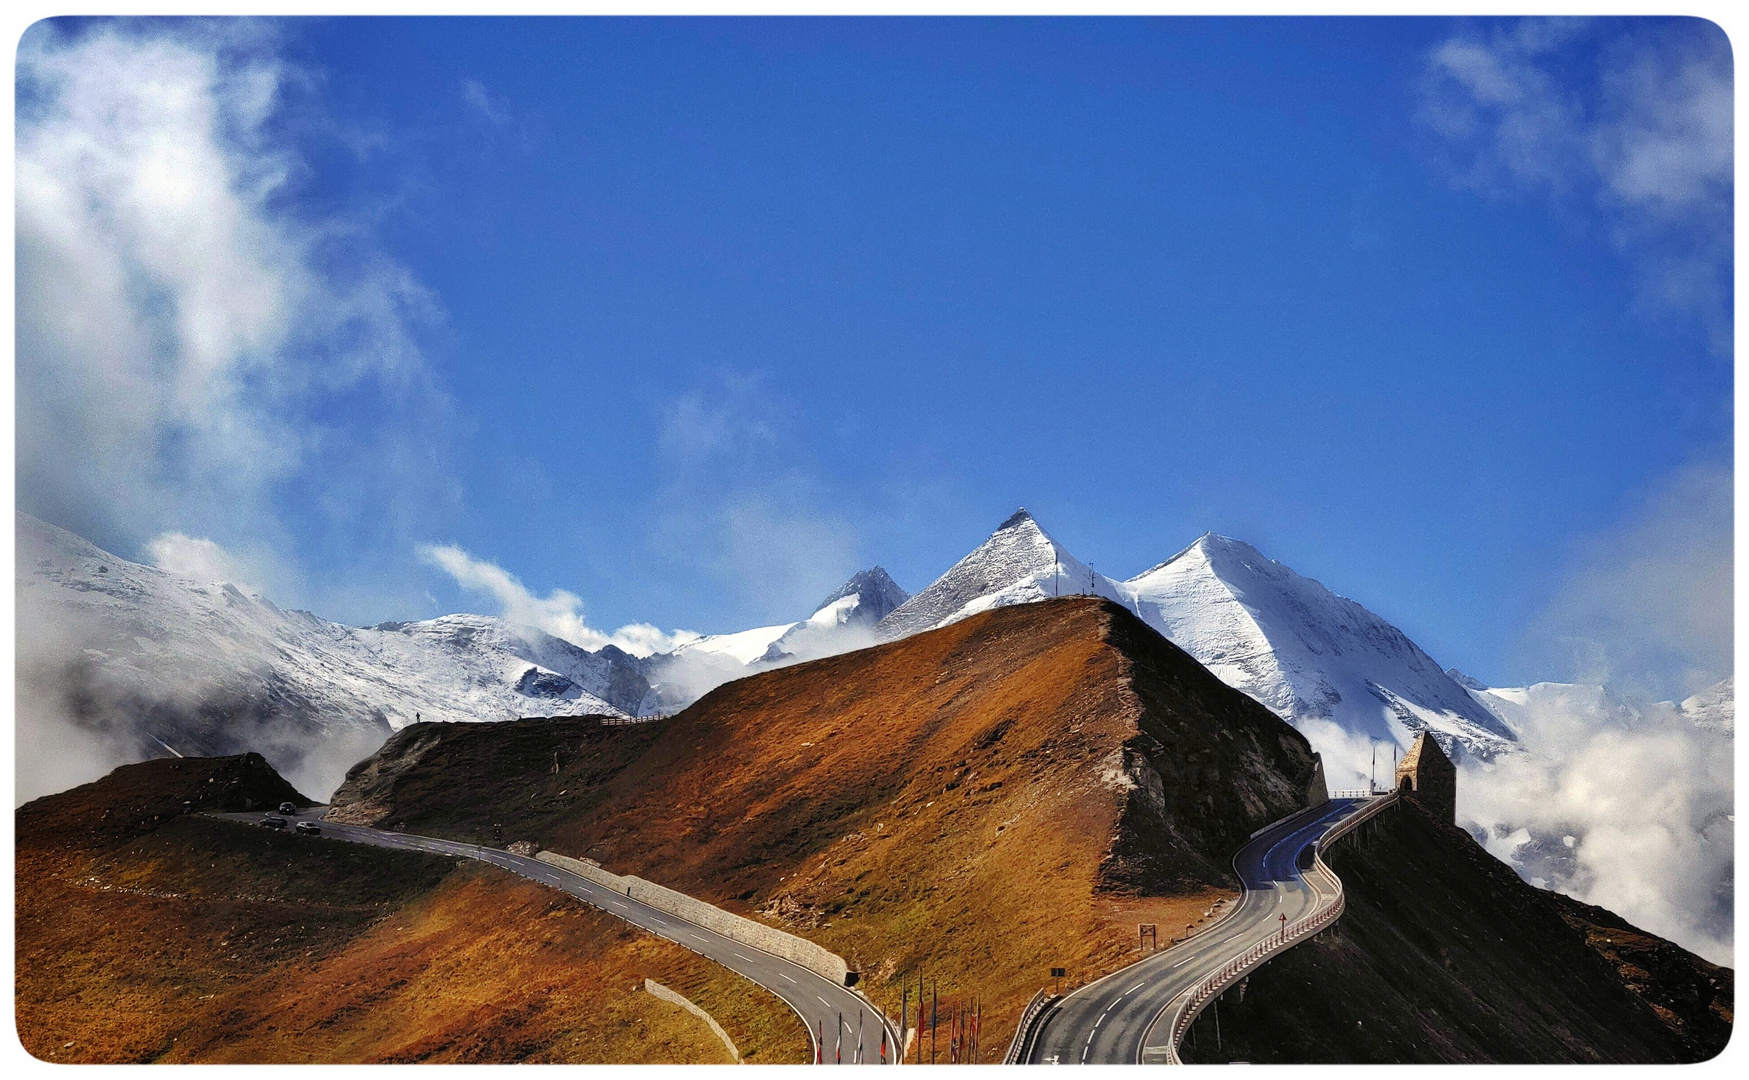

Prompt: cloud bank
xmin=1459 ymin=683 xmax=1733 ymax=965
xmin=16 ymin=19 xmax=457 ymax=619
xmin=1458 ymin=457 xmax=1734 ymax=966
xmin=1527 ymin=459 xmax=1732 ymax=701
xmin=1418 ymin=18 xmax=1733 ymax=350
xmin=14 ymin=19 xmax=457 ymax=801
xmin=419 ymin=544 xmax=699 ymax=658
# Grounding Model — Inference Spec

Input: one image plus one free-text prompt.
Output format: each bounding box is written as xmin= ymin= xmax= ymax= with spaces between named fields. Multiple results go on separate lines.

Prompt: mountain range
xmin=14 ymin=508 xmax=1729 ymax=804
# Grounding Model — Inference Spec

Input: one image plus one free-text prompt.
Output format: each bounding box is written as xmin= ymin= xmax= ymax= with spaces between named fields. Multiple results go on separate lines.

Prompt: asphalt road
xmin=214 ymin=806 xmax=898 ymax=1064
xmin=1025 ymin=797 xmax=1366 ymax=1065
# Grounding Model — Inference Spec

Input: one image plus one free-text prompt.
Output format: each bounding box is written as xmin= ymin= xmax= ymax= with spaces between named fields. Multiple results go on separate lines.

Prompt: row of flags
xmin=806 ymin=973 xmax=986 ymax=1064
xmin=898 ymin=972 xmax=982 ymax=1064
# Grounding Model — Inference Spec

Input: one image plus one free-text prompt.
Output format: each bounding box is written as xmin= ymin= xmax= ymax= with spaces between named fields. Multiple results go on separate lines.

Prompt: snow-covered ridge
xmin=15 ymin=513 xmax=656 ymax=801
xmin=675 ymin=566 xmax=910 ymax=667
xmin=875 ymin=510 xmax=1122 ymax=639
xmin=1125 ymin=533 xmax=1517 ymax=761
xmin=873 ymin=510 xmax=1517 ymax=773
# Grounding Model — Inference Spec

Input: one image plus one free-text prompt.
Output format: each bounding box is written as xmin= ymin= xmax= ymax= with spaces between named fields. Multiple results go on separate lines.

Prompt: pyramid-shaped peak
xmin=875 ymin=507 xmax=1090 ymax=640
xmin=812 ymin=566 xmax=910 ymax=623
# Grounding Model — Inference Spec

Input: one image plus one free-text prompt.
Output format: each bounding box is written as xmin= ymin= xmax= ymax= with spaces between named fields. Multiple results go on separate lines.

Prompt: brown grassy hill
xmin=15 ymin=760 xmax=806 ymax=1063
xmin=1178 ymin=795 xmax=1731 ymax=1064
xmin=16 ymin=752 xmax=309 ymax=854
xmin=327 ymin=596 xmax=1324 ymax=1053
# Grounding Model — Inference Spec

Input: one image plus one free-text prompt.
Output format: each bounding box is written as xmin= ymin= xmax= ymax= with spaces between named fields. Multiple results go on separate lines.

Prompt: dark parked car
xmin=278 ymin=801 xmax=297 ymax=815
xmin=259 ymin=814 xmax=288 ymax=829
xmin=295 ymin=821 xmax=321 ymax=835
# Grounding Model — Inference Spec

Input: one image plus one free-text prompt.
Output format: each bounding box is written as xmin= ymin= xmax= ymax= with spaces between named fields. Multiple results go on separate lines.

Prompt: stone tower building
xmin=1394 ymin=732 xmax=1456 ymax=825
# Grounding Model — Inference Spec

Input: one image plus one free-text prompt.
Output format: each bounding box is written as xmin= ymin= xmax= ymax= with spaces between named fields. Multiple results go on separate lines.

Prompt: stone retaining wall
xmin=536 ymin=851 xmax=851 ymax=986
xmin=644 ymin=978 xmax=740 ymax=1062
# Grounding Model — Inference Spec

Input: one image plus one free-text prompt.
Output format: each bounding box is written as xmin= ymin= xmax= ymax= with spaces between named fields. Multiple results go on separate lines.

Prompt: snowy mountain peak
xmin=1445 ymin=668 xmax=1489 ymax=691
xmin=875 ymin=509 xmax=1114 ymax=640
xmin=1681 ymin=676 xmax=1734 ymax=733
xmin=1126 ymin=535 xmax=1516 ymax=766
xmin=997 ymin=506 xmax=1036 ymax=530
xmin=809 ymin=566 xmax=909 ymax=628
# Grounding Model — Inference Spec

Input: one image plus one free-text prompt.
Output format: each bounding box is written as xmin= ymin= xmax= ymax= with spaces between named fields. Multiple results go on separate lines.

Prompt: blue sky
xmin=16 ymin=15 xmax=1733 ymax=695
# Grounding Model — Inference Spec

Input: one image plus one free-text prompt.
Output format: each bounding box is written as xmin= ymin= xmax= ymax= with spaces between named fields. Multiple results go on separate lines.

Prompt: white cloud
xmin=1459 ymin=457 xmax=1735 ymax=964
xmin=15 ymin=20 xmax=455 ymax=617
xmin=146 ymin=531 xmax=267 ymax=591
xmin=652 ymin=378 xmax=865 ymax=623
xmin=418 ymin=544 xmax=697 ymax=657
xmin=1459 ymin=684 xmax=1733 ymax=965
xmin=461 ymin=78 xmax=511 ymax=125
xmin=1418 ymin=18 xmax=1732 ymax=349
xmin=1526 ymin=460 xmax=1731 ymax=700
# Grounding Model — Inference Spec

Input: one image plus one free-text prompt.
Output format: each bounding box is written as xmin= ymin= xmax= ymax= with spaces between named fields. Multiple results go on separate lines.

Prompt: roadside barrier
xmin=537 ymin=850 xmax=852 ymax=988
xmin=1003 ymin=987 xmax=1061 ymax=1064
xmin=1155 ymin=792 xmax=1400 ymax=1063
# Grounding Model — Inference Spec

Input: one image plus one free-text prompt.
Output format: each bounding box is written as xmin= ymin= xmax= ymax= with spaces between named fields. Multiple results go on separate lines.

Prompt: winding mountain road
xmin=213 ymin=807 xmax=898 ymax=1065
xmin=1025 ymin=797 xmax=1371 ymax=1065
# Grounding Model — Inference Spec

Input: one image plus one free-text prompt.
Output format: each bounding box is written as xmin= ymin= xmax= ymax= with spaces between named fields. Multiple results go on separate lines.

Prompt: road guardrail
xmin=1152 ymin=792 xmax=1399 ymax=1063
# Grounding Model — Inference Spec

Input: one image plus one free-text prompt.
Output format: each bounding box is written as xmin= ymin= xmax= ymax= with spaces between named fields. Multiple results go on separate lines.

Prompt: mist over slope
xmin=14 ymin=513 xmax=655 ymax=803
xmin=1456 ymin=676 xmax=1735 ymax=965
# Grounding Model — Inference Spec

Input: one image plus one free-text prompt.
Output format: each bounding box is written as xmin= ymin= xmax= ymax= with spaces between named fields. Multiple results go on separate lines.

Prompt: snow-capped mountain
xmin=1679 ymin=676 xmax=1734 ymax=734
xmin=1125 ymin=533 xmax=1518 ymax=761
xmin=15 ymin=513 xmax=656 ymax=802
xmin=875 ymin=510 xmax=1123 ymax=638
xmin=874 ymin=509 xmax=1516 ymax=773
xmin=1459 ymin=674 xmax=1734 ymax=743
xmin=664 ymin=568 xmax=908 ymax=668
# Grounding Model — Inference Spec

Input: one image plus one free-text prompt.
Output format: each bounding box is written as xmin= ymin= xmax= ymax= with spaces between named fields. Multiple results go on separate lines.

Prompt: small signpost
xmin=1050 ymin=967 xmax=1066 ymax=994
xmin=1279 ymin=913 xmax=1287 ymax=943
xmin=1138 ymin=923 xmax=1158 ymax=952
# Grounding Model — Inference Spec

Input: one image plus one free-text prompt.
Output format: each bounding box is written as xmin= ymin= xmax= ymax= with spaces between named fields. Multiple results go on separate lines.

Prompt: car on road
xmin=259 ymin=814 xmax=288 ymax=829
xmin=295 ymin=821 xmax=321 ymax=835
xmin=278 ymin=802 xmax=297 ymax=815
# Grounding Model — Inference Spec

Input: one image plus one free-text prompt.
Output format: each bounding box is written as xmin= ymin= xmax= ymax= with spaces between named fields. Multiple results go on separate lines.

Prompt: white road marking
xmin=781 ymin=973 xmax=798 ymax=984
xmin=1126 ymin=982 xmax=1146 ymax=995
xmin=818 ymin=995 xmax=833 ymax=1007
xmin=734 ymin=953 xmax=754 ymax=962
xmin=1172 ymin=956 xmax=1194 ymax=969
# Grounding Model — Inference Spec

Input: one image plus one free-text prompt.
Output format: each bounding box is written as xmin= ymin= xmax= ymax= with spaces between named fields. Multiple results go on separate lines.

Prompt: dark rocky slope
xmin=1180 ymin=795 xmax=1731 ymax=1063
